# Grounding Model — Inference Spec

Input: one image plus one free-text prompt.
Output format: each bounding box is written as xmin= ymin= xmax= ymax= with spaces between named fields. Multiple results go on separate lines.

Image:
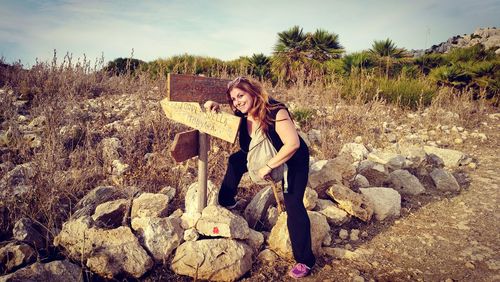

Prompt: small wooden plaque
xmin=170 ymin=130 xmax=199 ymax=162
xmin=167 ymin=74 xmax=231 ymax=104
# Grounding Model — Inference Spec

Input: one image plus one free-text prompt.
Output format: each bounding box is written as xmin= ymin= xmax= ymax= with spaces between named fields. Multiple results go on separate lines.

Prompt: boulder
xmin=367 ymin=151 xmax=406 ymax=171
xmin=72 ymin=186 xmax=126 ymax=219
xmin=314 ymin=199 xmax=350 ymax=225
xmin=12 ymin=217 xmax=46 ymax=250
xmin=307 ymin=129 xmax=322 ymax=144
xmin=398 ymin=145 xmax=427 ymax=167
xmin=326 ymin=184 xmax=373 ymax=222
xmin=92 ymin=199 xmax=129 ymax=228
xmin=0 ymin=242 xmax=36 ymax=274
xmin=159 ymin=186 xmax=176 ymax=201
xmin=180 ymin=212 xmax=202 ymax=229
xmin=357 ymin=160 xmax=389 ymax=187
xmin=171 ymin=239 xmax=253 ymax=282
xmin=430 ymin=168 xmax=460 ymax=192
xmin=196 ymin=205 xmax=250 ymax=239
xmin=360 ymin=188 xmax=401 ymax=221
xmin=131 ymin=217 xmax=183 ymax=262
xmin=303 ymin=187 xmax=318 ymax=210
xmin=340 ymin=143 xmax=369 ymax=162
xmin=59 ymin=124 xmax=85 ymax=151
xmin=185 ymin=181 xmax=219 ymax=214
xmin=388 ymin=169 xmax=425 ymax=196
xmin=245 ymin=229 xmax=264 ymax=252
xmin=265 ymin=206 xmax=279 ymax=229
xmin=308 ymin=155 xmax=356 ymax=194
xmin=257 ymin=249 xmax=278 ymax=264
xmin=101 ymin=137 xmax=121 ymax=163
xmin=131 ymin=193 xmax=169 ymax=219
xmin=0 ymin=163 xmax=35 ymax=199
xmin=353 ymin=174 xmax=370 ymax=188
xmin=183 ymin=228 xmax=199 ymax=241
xmin=423 ymin=146 xmax=466 ymax=168
xmin=243 ymin=186 xmax=276 ymax=229
xmin=268 ymin=211 xmax=330 ymax=260
xmin=0 ymin=260 xmax=82 ymax=282
xmin=54 ymin=217 xmax=153 ymax=278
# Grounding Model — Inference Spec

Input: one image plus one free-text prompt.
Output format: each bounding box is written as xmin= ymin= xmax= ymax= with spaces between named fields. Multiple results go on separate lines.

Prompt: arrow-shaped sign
xmin=160 ymin=98 xmax=240 ymax=143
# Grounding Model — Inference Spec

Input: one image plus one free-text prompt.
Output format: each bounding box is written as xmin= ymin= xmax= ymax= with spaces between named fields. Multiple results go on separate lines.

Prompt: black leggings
xmin=219 ymin=149 xmax=316 ymax=268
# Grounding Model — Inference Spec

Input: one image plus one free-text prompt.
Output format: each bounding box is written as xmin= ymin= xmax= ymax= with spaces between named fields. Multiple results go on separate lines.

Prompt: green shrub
xmin=446 ymin=45 xmax=496 ymax=63
xmin=377 ymin=78 xmax=438 ymax=108
xmin=291 ymin=107 xmax=316 ymax=127
xmin=429 ymin=64 xmax=473 ymax=87
xmin=414 ymin=53 xmax=448 ymax=74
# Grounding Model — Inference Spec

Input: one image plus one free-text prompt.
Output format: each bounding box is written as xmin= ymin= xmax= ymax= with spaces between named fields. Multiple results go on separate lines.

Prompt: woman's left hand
xmin=258 ymin=166 xmax=272 ymax=181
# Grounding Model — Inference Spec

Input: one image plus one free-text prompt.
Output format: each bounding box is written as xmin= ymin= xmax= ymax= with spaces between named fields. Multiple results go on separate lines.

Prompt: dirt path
xmin=306 ymin=128 xmax=500 ymax=281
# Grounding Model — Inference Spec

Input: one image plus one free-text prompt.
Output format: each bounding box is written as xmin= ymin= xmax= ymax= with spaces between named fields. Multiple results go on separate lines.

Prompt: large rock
xmin=0 ymin=260 xmax=82 ymax=282
xmin=326 ymin=184 xmax=373 ymax=222
xmin=92 ymin=199 xmax=129 ymax=228
xmin=131 ymin=193 xmax=169 ymax=219
xmin=243 ymin=186 xmax=276 ymax=229
xmin=0 ymin=163 xmax=35 ymax=199
xmin=423 ymin=146 xmax=467 ymax=168
xmin=72 ymin=186 xmax=126 ymax=219
xmin=245 ymin=229 xmax=264 ymax=252
xmin=185 ymin=181 xmax=219 ymax=214
xmin=303 ymin=187 xmax=318 ymax=210
xmin=367 ymin=151 xmax=406 ymax=171
xmin=360 ymin=188 xmax=401 ymax=221
xmin=430 ymin=168 xmax=460 ymax=192
xmin=12 ymin=217 xmax=46 ymax=250
xmin=131 ymin=217 xmax=183 ymax=262
xmin=0 ymin=242 xmax=36 ymax=274
xmin=268 ymin=211 xmax=330 ymax=260
xmin=171 ymin=239 xmax=253 ymax=282
xmin=388 ymin=169 xmax=425 ymax=196
xmin=54 ymin=217 xmax=153 ymax=278
xmin=314 ymin=199 xmax=350 ymax=225
xmin=357 ymin=160 xmax=389 ymax=187
xmin=101 ymin=137 xmax=121 ymax=163
xmin=308 ymin=155 xmax=356 ymax=192
xmin=196 ymin=206 xmax=250 ymax=239
xmin=340 ymin=143 xmax=369 ymax=162
xmin=398 ymin=145 xmax=427 ymax=167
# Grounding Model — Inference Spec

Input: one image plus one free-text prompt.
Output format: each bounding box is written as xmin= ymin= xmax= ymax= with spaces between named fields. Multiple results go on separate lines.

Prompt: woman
xmin=204 ymin=76 xmax=315 ymax=278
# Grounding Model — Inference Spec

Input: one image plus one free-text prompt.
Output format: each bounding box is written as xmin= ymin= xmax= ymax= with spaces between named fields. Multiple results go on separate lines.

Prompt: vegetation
xmin=0 ymin=27 xmax=498 ymax=280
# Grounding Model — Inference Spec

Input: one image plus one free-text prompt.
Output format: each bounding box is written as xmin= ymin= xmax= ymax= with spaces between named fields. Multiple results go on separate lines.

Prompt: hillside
xmin=0 ymin=33 xmax=499 ymax=281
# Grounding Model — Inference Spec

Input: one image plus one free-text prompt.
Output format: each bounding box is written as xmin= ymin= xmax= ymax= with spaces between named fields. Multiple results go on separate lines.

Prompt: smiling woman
xmin=204 ymin=76 xmax=315 ymax=279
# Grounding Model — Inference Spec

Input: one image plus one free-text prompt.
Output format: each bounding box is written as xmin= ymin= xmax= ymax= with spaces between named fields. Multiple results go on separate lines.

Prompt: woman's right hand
xmin=204 ymin=100 xmax=220 ymax=113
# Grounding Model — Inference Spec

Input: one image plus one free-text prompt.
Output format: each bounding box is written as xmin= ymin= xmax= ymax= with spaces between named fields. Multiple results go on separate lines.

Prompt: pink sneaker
xmin=288 ymin=263 xmax=311 ymax=278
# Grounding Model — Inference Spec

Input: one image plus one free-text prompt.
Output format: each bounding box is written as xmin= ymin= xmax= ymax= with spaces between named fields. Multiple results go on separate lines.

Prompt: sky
xmin=1 ymin=0 xmax=499 ymax=66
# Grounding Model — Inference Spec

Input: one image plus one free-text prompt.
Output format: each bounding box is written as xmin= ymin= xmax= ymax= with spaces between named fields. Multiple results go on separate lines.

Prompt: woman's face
xmin=229 ymin=87 xmax=253 ymax=114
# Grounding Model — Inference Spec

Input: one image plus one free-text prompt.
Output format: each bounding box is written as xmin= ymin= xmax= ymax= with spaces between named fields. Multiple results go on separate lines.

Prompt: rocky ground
xmin=255 ymin=126 xmax=500 ymax=282
xmin=1 ymin=87 xmax=499 ymax=282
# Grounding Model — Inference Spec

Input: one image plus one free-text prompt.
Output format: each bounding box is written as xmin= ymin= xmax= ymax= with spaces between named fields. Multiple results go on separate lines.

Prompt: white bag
xmin=247 ymin=127 xmax=286 ymax=185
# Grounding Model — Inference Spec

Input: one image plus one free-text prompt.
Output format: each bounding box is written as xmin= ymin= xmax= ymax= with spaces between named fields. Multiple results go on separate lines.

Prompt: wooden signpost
xmin=161 ymin=74 xmax=240 ymax=213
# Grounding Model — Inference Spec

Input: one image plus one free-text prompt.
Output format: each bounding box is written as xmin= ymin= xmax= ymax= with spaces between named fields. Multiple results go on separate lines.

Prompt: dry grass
xmin=0 ymin=53 xmax=495 ymax=265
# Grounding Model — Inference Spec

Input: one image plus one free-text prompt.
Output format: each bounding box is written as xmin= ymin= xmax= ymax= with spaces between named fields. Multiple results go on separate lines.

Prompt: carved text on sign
xmin=160 ymin=99 xmax=240 ymax=143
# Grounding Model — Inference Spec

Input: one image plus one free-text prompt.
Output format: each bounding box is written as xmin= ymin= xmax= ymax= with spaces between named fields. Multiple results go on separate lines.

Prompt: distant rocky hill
xmin=409 ymin=27 xmax=500 ymax=57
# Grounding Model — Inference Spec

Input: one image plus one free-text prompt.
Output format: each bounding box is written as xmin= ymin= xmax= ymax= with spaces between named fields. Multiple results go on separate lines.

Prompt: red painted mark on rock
xmin=213 ymin=227 xmax=219 ymax=234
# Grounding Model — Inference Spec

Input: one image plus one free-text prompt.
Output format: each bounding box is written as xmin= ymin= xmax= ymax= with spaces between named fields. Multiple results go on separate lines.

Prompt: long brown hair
xmin=226 ymin=76 xmax=284 ymax=134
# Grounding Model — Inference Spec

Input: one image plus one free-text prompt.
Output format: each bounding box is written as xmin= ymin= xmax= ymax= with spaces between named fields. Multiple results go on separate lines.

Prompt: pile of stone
xmin=1 ymin=132 xmax=467 ymax=281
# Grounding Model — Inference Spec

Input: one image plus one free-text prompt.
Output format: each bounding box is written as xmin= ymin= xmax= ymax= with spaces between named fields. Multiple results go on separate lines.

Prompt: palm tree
xmin=308 ymin=29 xmax=343 ymax=61
xmin=370 ymin=38 xmax=406 ymax=79
xmin=247 ymin=53 xmax=271 ymax=81
xmin=271 ymin=26 xmax=308 ymax=83
xmin=272 ymin=26 xmax=344 ymax=84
